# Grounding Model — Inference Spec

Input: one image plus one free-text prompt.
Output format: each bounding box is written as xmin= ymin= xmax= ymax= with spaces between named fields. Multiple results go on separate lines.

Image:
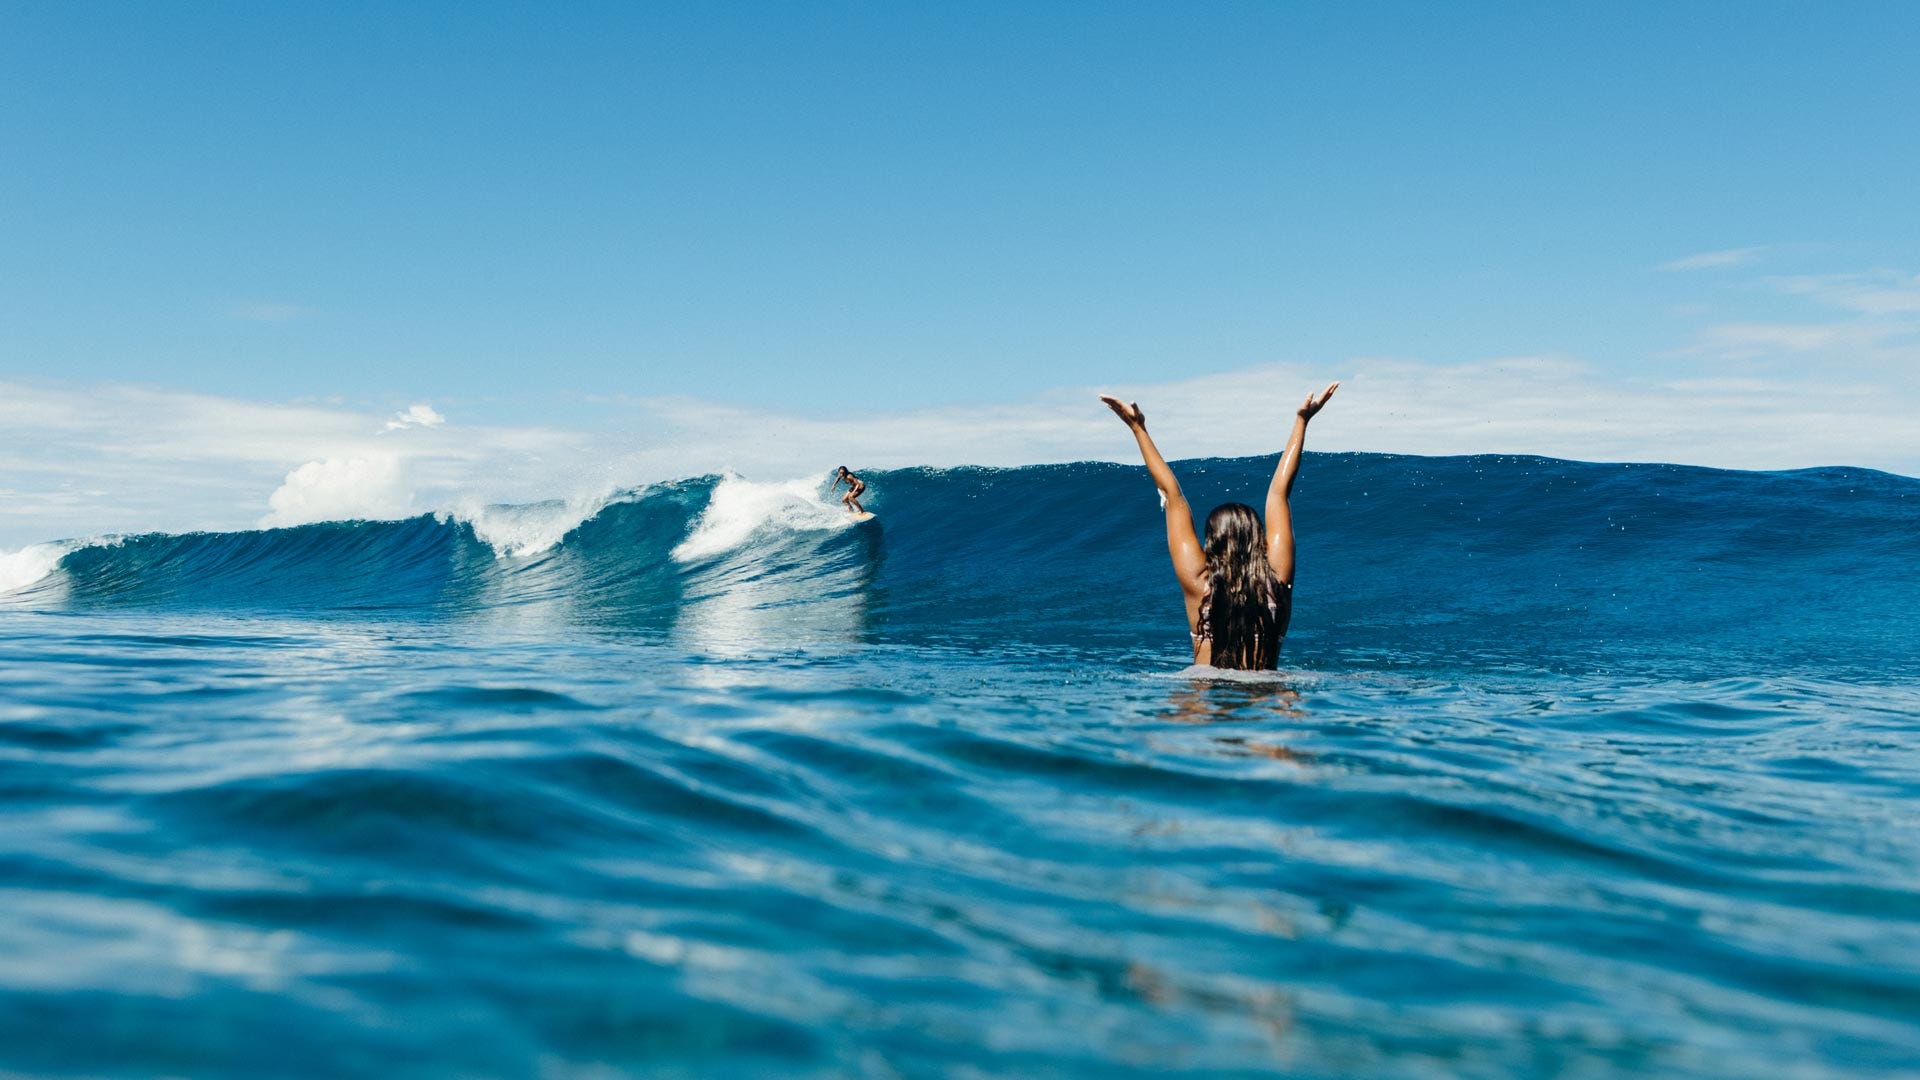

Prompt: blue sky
xmin=2 ymin=3 xmax=1917 ymax=545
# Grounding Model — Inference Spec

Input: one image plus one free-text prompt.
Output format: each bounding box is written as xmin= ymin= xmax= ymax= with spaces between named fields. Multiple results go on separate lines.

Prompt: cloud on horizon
xmin=2 ymin=338 xmax=1914 ymax=551
xmin=1673 ymin=266 xmax=1920 ymax=375
xmin=1768 ymin=270 xmax=1920 ymax=315
xmin=5 ymin=259 xmax=1916 ymax=549
xmin=0 ymin=382 xmax=589 ymax=546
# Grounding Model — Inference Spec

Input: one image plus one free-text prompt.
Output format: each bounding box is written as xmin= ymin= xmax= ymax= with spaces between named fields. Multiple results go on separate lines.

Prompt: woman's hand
xmin=1099 ymin=395 xmax=1147 ymax=430
xmin=1297 ymin=381 xmax=1339 ymax=421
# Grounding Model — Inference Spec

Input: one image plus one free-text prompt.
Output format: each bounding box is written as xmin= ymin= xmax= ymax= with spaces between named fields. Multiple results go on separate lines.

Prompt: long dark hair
xmin=1203 ymin=503 xmax=1285 ymax=669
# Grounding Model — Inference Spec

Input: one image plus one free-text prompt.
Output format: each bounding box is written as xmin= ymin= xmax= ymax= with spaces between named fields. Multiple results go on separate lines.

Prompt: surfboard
xmin=849 ymin=511 xmax=876 ymax=522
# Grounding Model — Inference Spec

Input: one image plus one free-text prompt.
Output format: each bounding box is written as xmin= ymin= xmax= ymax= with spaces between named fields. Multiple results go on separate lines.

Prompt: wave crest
xmin=443 ymin=492 xmax=627 ymax=559
xmin=0 ymin=540 xmax=84 ymax=595
xmin=4 ymin=456 xmax=1916 ymax=678
xmin=670 ymin=475 xmax=853 ymax=563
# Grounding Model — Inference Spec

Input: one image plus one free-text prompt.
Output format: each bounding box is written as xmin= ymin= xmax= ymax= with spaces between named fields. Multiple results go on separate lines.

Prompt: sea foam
xmin=671 ymin=474 xmax=852 ymax=562
xmin=442 ymin=490 xmax=631 ymax=559
xmin=0 ymin=540 xmax=85 ymax=596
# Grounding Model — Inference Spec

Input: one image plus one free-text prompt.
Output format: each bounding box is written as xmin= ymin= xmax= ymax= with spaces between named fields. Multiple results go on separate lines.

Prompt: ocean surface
xmin=2 ymin=452 xmax=1917 ymax=1078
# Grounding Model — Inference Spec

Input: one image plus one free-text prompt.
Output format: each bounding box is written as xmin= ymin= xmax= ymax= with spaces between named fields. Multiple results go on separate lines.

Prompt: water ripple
xmin=1 ymin=464 xmax=1917 ymax=1080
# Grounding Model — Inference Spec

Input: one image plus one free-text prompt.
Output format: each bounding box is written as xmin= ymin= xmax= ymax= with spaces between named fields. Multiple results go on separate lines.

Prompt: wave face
xmin=4 ymin=454 xmax=1920 ymax=1078
xmin=9 ymin=456 xmax=1918 ymax=676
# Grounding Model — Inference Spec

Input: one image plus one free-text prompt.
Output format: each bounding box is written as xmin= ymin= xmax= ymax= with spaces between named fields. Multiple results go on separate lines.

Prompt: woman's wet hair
xmin=1203 ymin=503 xmax=1284 ymax=669
xmin=836 ymin=466 xmax=850 ymax=476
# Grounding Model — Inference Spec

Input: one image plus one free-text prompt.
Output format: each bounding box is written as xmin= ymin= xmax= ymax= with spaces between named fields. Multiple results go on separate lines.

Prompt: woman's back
xmin=1100 ymin=381 xmax=1336 ymax=670
xmin=1193 ymin=570 xmax=1292 ymax=669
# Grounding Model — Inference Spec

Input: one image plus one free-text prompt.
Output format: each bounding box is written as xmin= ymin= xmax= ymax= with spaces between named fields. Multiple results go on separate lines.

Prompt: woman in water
xmin=1100 ymin=382 xmax=1338 ymax=669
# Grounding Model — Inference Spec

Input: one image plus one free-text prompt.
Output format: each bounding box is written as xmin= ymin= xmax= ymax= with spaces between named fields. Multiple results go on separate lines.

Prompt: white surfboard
xmin=849 ymin=511 xmax=877 ymax=522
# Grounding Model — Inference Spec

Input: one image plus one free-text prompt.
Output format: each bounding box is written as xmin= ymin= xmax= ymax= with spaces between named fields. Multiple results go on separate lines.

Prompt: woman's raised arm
xmin=1101 ymin=396 xmax=1207 ymax=600
xmin=1265 ymin=382 xmax=1339 ymax=585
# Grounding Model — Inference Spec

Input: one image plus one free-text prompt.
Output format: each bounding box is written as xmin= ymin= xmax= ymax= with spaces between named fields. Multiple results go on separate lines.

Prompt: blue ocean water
xmin=2 ymin=452 xmax=1917 ymax=1078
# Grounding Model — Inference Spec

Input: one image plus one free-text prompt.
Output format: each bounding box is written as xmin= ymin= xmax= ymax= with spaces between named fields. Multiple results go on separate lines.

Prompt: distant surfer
xmin=831 ymin=466 xmax=869 ymax=517
xmin=1101 ymin=382 xmax=1338 ymax=670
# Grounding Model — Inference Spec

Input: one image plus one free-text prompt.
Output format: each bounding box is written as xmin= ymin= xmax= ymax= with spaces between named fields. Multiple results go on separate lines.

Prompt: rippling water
xmin=3 ymin=455 xmax=1917 ymax=1077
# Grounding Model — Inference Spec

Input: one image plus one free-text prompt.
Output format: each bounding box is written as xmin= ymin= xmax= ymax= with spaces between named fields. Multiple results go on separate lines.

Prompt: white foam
xmin=671 ymin=474 xmax=851 ymax=562
xmin=442 ymin=491 xmax=624 ymax=559
xmin=1161 ymin=665 xmax=1309 ymax=684
xmin=0 ymin=540 xmax=81 ymax=595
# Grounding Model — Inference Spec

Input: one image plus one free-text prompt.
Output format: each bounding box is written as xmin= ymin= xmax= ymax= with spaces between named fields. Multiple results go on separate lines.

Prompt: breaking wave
xmin=3 ymin=454 xmax=1915 ymax=675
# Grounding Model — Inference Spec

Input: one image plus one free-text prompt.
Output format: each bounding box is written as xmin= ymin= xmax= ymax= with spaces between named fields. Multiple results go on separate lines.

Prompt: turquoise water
xmin=3 ymin=454 xmax=1917 ymax=1077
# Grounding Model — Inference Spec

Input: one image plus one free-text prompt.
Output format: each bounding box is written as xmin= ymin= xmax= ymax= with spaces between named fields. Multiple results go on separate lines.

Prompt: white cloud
xmin=1 ymin=346 xmax=1915 ymax=551
xmin=1684 ymin=321 xmax=1911 ymax=357
xmin=1672 ymin=265 xmax=1920 ymax=372
xmin=0 ymin=380 xmax=586 ymax=547
xmin=597 ymin=353 xmax=1915 ymax=485
xmin=384 ymin=403 xmax=447 ymax=431
xmin=1658 ymin=247 xmax=1765 ymax=272
xmin=260 ymin=456 xmax=413 ymax=528
xmin=1768 ymin=271 xmax=1920 ymax=314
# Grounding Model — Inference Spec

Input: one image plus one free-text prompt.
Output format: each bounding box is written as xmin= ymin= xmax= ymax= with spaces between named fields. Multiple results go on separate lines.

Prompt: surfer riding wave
xmin=831 ymin=466 xmax=868 ymax=517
